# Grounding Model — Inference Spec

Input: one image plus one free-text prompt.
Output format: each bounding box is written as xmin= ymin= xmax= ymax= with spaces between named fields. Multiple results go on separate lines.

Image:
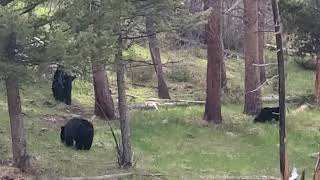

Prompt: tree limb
xmin=247 ymin=75 xmax=279 ymax=93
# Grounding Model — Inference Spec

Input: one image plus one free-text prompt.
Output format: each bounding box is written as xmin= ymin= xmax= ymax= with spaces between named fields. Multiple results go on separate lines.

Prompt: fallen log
xmin=59 ymin=173 xmax=133 ymax=180
xmin=211 ymin=176 xmax=280 ymax=180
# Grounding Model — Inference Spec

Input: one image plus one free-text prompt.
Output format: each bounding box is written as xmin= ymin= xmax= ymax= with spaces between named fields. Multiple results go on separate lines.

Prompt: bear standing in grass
xmin=52 ymin=67 xmax=76 ymax=105
xmin=254 ymin=107 xmax=279 ymax=123
xmin=60 ymin=118 xmax=94 ymax=150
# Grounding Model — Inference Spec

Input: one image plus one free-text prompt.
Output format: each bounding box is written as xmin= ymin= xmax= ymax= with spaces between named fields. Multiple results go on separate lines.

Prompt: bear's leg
xmin=75 ymin=140 xmax=84 ymax=150
xmin=65 ymin=136 xmax=74 ymax=146
xmin=83 ymin=143 xmax=92 ymax=150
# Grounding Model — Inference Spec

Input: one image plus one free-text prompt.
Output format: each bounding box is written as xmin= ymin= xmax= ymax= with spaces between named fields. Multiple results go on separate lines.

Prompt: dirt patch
xmin=0 ymin=164 xmax=26 ymax=180
xmin=37 ymin=104 xmax=94 ymax=127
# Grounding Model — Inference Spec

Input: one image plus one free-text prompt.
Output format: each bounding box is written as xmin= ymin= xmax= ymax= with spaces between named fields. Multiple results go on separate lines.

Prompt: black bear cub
xmin=60 ymin=118 xmax=94 ymax=150
xmin=254 ymin=107 xmax=279 ymax=123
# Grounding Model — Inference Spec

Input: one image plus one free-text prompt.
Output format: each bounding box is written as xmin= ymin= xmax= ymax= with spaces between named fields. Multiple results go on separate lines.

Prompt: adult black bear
xmin=254 ymin=107 xmax=279 ymax=123
xmin=52 ymin=68 xmax=76 ymax=105
xmin=60 ymin=118 xmax=94 ymax=150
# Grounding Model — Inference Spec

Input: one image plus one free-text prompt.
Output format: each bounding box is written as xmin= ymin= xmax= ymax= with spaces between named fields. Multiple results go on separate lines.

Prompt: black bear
xmin=60 ymin=118 xmax=94 ymax=150
xmin=52 ymin=67 xmax=76 ymax=105
xmin=254 ymin=107 xmax=279 ymax=123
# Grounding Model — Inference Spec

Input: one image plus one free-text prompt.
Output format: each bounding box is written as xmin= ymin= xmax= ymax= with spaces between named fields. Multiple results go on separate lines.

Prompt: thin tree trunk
xmin=315 ymin=54 xmax=320 ymax=104
xmin=221 ymin=58 xmax=227 ymax=91
xmin=271 ymin=0 xmax=289 ymax=179
xmin=92 ymin=63 xmax=115 ymax=119
xmin=5 ymin=76 xmax=31 ymax=170
xmin=258 ymin=0 xmax=267 ymax=83
xmin=145 ymin=12 xmax=170 ymax=99
xmin=243 ymin=0 xmax=262 ymax=115
xmin=203 ymin=0 xmax=223 ymax=124
xmin=116 ymin=35 xmax=132 ymax=168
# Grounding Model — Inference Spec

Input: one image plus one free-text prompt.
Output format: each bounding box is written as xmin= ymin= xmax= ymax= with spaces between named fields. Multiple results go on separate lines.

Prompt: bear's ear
xmin=61 ymin=126 xmax=64 ymax=131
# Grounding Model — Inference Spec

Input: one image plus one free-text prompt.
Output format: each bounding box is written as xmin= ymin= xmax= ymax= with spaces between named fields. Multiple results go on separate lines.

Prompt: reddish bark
xmin=258 ymin=0 xmax=267 ymax=83
xmin=203 ymin=0 xmax=223 ymax=124
xmin=243 ymin=0 xmax=262 ymax=115
xmin=92 ymin=63 xmax=115 ymax=119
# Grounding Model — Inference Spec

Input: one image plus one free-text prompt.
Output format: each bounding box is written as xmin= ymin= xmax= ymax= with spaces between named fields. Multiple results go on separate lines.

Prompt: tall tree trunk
xmin=243 ymin=0 xmax=262 ymax=115
xmin=258 ymin=0 xmax=267 ymax=83
xmin=92 ymin=63 xmax=115 ymax=119
xmin=5 ymin=76 xmax=31 ymax=170
xmin=116 ymin=35 xmax=132 ymax=168
xmin=204 ymin=0 xmax=227 ymax=91
xmin=315 ymin=54 xmax=320 ymax=104
xmin=271 ymin=0 xmax=289 ymax=179
xmin=203 ymin=0 xmax=223 ymax=124
xmin=145 ymin=12 xmax=171 ymax=99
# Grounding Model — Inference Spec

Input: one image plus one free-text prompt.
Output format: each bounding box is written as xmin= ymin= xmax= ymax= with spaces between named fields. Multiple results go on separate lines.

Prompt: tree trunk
xmin=116 ymin=35 xmax=132 ymax=168
xmin=243 ymin=0 xmax=262 ymax=115
xmin=203 ymin=0 xmax=223 ymax=124
xmin=189 ymin=0 xmax=203 ymax=13
xmin=204 ymin=0 xmax=227 ymax=92
xmin=258 ymin=0 xmax=267 ymax=83
xmin=5 ymin=76 xmax=31 ymax=170
xmin=92 ymin=63 xmax=115 ymax=119
xmin=221 ymin=58 xmax=227 ymax=91
xmin=271 ymin=0 xmax=289 ymax=179
xmin=315 ymin=54 xmax=320 ymax=104
xmin=145 ymin=12 xmax=170 ymax=99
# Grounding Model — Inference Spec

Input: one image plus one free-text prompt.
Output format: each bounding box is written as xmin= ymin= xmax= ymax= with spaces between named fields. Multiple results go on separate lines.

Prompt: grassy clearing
xmin=0 ymin=45 xmax=319 ymax=179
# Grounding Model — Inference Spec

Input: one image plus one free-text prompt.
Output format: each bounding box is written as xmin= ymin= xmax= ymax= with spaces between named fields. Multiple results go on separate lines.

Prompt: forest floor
xmin=0 ymin=45 xmax=319 ymax=179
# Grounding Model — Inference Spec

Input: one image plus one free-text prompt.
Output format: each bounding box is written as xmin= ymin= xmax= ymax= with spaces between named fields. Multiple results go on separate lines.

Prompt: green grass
xmin=0 ymin=45 xmax=319 ymax=179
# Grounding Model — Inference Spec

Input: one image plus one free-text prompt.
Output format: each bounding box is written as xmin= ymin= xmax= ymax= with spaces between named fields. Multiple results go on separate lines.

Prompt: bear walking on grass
xmin=60 ymin=118 xmax=94 ymax=150
xmin=254 ymin=107 xmax=279 ymax=123
xmin=52 ymin=67 xmax=76 ymax=105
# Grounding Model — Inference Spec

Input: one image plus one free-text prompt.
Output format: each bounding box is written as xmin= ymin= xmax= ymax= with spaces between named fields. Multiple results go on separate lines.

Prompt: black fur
xmin=254 ymin=107 xmax=279 ymax=123
xmin=52 ymin=68 xmax=76 ymax=105
xmin=60 ymin=118 xmax=94 ymax=150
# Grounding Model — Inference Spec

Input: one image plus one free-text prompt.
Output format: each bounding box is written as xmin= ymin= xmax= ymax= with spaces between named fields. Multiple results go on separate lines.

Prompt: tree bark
xmin=258 ymin=0 xmax=267 ymax=83
xmin=116 ymin=35 xmax=132 ymax=168
xmin=204 ymin=0 xmax=227 ymax=91
xmin=189 ymin=0 xmax=203 ymax=13
xmin=271 ymin=0 xmax=289 ymax=179
xmin=145 ymin=12 xmax=171 ymax=99
xmin=221 ymin=58 xmax=227 ymax=91
xmin=243 ymin=0 xmax=262 ymax=115
xmin=315 ymin=54 xmax=320 ymax=104
xmin=5 ymin=76 xmax=31 ymax=170
xmin=203 ymin=0 xmax=223 ymax=124
xmin=92 ymin=63 xmax=115 ymax=119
